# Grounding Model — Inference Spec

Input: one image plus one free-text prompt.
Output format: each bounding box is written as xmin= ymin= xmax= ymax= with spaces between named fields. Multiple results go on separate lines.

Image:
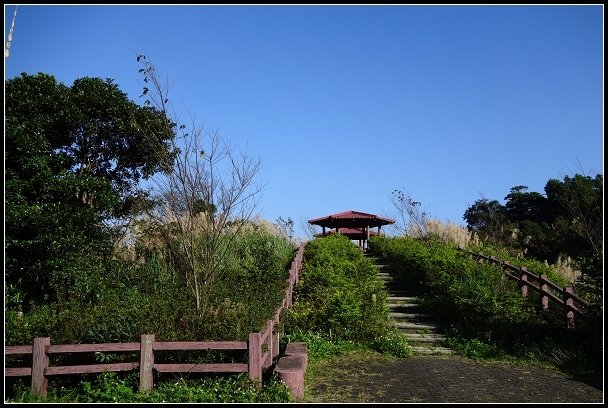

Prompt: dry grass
xmin=549 ymin=256 xmax=581 ymax=285
xmin=408 ymin=218 xmax=479 ymax=248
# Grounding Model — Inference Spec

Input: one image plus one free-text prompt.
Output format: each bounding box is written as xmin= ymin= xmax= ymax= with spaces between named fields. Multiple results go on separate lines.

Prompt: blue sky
xmin=4 ymin=5 xmax=604 ymax=239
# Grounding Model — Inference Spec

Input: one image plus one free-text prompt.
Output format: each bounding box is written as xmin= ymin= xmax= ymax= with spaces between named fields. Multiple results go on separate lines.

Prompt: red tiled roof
xmin=309 ymin=210 xmax=394 ymax=227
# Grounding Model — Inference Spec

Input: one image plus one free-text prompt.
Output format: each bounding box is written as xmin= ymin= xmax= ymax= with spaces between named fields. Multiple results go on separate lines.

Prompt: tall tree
xmin=462 ymin=198 xmax=508 ymax=246
xmin=545 ymin=174 xmax=603 ymax=257
xmin=503 ymin=186 xmax=552 ymax=260
xmin=5 ymin=72 xmax=177 ymax=307
xmin=463 ymin=174 xmax=603 ymax=264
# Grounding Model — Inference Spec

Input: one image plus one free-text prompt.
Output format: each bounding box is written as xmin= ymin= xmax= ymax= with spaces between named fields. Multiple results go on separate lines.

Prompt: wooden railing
xmin=5 ymin=243 xmax=306 ymax=397
xmin=459 ymin=248 xmax=591 ymax=328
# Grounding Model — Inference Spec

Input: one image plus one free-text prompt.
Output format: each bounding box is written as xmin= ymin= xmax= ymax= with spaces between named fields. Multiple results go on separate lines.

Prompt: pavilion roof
xmin=308 ymin=210 xmax=395 ymax=228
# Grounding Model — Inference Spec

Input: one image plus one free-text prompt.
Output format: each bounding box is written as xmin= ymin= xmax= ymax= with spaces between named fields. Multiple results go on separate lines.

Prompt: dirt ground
xmin=302 ymin=352 xmax=604 ymax=403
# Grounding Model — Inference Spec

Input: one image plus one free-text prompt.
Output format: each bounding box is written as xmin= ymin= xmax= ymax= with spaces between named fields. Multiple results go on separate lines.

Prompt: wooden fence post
xmin=264 ymin=320 xmax=274 ymax=369
xmin=564 ymin=287 xmax=575 ymax=329
xmin=273 ymin=318 xmax=280 ymax=359
xmin=31 ymin=337 xmax=50 ymax=397
xmin=519 ymin=267 xmax=529 ymax=298
xmin=248 ymin=332 xmax=262 ymax=387
xmin=539 ymin=275 xmax=549 ymax=311
xmin=139 ymin=334 xmax=155 ymax=393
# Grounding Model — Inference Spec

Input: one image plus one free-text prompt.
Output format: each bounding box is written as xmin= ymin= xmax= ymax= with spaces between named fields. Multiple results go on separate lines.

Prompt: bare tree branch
xmin=135 ymin=53 xmax=264 ymax=315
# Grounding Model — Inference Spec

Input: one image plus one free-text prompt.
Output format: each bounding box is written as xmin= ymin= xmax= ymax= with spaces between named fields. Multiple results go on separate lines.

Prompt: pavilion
xmin=308 ymin=210 xmax=395 ymax=251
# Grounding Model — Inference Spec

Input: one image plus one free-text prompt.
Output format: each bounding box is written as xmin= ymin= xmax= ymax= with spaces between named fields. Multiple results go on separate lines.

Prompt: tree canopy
xmin=5 ymin=72 xmax=177 ymax=307
xmin=462 ymin=174 xmax=602 ymax=263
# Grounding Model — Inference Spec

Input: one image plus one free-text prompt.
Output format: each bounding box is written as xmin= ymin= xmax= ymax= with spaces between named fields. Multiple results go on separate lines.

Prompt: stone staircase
xmin=375 ymin=263 xmax=453 ymax=356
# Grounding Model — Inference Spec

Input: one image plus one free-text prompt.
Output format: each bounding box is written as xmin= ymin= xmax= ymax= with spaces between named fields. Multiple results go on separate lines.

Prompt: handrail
xmin=457 ymin=247 xmax=591 ymax=328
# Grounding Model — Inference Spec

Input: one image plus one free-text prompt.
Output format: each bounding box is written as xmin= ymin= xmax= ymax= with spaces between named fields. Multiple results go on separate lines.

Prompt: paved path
xmin=305 ymin=354 xmax=604 ymax=403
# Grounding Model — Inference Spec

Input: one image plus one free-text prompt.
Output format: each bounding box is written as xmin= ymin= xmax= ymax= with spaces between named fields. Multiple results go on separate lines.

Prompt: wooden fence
xmin=5 ymin=243 xmax=306 ymax=397
xmin=459 ymin=248 xmax=591 ymax=329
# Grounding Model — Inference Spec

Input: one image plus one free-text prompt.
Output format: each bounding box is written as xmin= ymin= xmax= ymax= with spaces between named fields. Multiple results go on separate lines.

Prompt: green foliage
xmin=368 ymin=236 xmax=601 ymax=380
xmin=465 ymin=242 xmax=569 ymax=288
xmin=280 ymin=330 xmax=366 ymax=362
xmin=463 ymin=198 xmax=508 ymax=245
xmin=5 ymin=228 xmax=295 ymax=346
xmin=444 ymin=334 xmax=501 ymax=360
xmin=371 ymin=329 xmax=412 ymax=358
xmin=5 ymin=226 xmax=297 ymax=402
xmin=462 ymin=173 xmax=603 ymax=267
xmin=5 ymin=72 xmax=177 ymax=308
xmin=573 ymin=251 xmax=603 ymax=315
xmin=6 ymin=372 xmax=291 ymax=403
xmin=287 ymin=234 xmax=407 ymax=356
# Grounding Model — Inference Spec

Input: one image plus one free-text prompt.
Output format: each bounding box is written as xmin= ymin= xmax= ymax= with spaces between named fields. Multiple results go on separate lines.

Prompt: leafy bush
xmin=280 ymin=330 xmax=364 ymax=362
xmin=371 ymin=328 xmax=412 ymax=358
xmin=6 ymin=371 xmax=291 ymax=403
xmin=6 ymin=227 xmax=295 ymax=347
xmin=368 ymin=235 xmax=601 ymax=380
xmin=465 ymin=242 xmax=569 ymax=288
xmin=286 ymin=234 xmax=409 ymax=357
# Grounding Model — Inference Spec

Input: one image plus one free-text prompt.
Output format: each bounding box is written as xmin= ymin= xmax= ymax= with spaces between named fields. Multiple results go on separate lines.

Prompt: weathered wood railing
xmin=459 ymin=248 xmax=591 ymax=328
xmin=5 ymin=243 xmax=306 ymax=397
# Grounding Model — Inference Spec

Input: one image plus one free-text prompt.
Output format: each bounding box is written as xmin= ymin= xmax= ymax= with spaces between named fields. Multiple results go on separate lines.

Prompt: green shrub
xmin=368 ymin=235 xmax=601 ymax=381
xmin=6 ymin=227 xmax=296 ymax=346
xmin=280 ymin=330 xmax=364 ymax=362
xmin=6 ymin=371 xmax=291 ymax=403
xmin=466 ymin=242 xmax=569 ymax=288
xmin=372 ymin=329 xmax=412 ymax=358
xmin=287 ymin=234 xmax=403 ymax=355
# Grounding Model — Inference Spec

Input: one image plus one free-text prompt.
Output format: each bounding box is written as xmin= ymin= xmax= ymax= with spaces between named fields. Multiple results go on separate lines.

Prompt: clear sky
xmin=4 ymin=4 xmax=604 ymax=240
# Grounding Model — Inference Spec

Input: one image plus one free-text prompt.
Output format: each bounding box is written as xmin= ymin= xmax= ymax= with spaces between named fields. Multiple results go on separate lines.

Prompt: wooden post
xmin=273 ymin=319 xmax=280 ymax=359
xmin=139 ymin=334 xmax=154 ymax=393
xmin=294 ymin=246 xmax=301 ymax=284
xmin=248 ymin=332 xmax=262 ymax=386
xmin=31 ymin=337 xmax=50 ymax=397
xmin=267 ymin=319 xmax=274 ymax=367
xmin=540 ymin=275 xmax=549 ymax=311
xmin=564 ymin=287 xmax=575 ymax=328
xmin=519 ymin=267 xmax=529 ymax=298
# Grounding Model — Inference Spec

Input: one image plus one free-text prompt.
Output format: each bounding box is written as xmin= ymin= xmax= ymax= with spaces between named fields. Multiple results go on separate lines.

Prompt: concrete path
xmin=305 ymin=354 xmax=604 ymax=403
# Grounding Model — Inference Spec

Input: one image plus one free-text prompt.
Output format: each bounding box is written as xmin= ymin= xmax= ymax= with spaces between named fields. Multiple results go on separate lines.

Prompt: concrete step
xmin=409 ymin=346 xmax=454 ymax=355
xmin=389 ymin=312 xmax=433 ymax=320
xmin=403 ymin=333 xmax=446 ymax=342
xmin=388 ymin=303 xmax=421 ymax=313
xmin=386 ymin=289 xmax=417 ymax=303
xmin=387 ymin=296 xmax=419 ymax=303
xmin=394 ymin=321 xmax=441 ymax=330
